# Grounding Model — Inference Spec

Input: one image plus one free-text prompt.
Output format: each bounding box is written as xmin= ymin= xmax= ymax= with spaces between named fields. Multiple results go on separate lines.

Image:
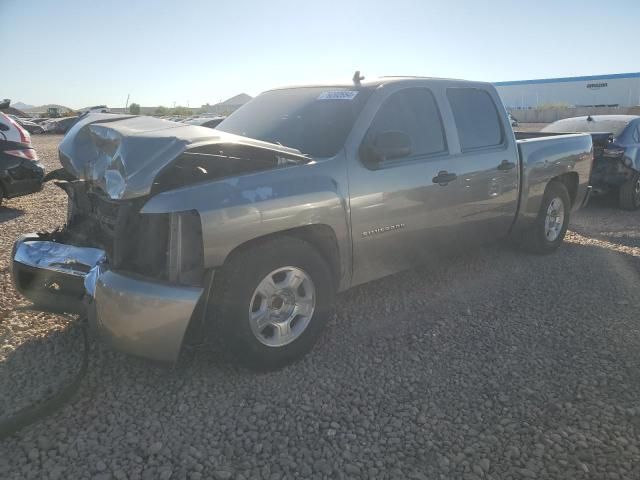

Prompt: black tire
xmin=211 ymin=236 xmax=335 ymax=370
xmin=618 ymin=173 xmax=640 ymax=210
xmin=523 ymin=181 xmax=571 ymax=254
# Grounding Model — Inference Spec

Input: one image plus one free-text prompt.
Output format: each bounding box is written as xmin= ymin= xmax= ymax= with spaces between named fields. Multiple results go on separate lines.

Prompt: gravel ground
xmin=0 ymin=135 xmax=84 ymax=421
xmin=1 ymin=134 xmax=640 ymax=479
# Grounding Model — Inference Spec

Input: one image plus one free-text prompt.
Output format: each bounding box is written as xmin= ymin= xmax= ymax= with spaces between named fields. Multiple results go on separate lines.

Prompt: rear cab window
xmin=447 ymin=88 xmax=505 ymax=151
xmin=362 ymin=87 xmax=447 ymax=165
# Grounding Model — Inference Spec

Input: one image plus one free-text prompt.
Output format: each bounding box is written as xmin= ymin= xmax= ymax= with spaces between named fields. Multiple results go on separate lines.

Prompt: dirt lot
xmin=1 ymin=133 xmax=640 ymax=480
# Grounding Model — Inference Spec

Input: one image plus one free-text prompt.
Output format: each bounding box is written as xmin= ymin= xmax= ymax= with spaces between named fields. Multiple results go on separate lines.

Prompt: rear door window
xmin=447 ymin=88 xmax=504 ymax=150
xmin=364 ymin=88 xmax=446 ymax=161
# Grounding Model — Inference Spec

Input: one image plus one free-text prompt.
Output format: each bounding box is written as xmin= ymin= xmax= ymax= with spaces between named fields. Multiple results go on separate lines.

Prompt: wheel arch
xmin=220 ymin=224 xmax=343 ymax=289
xmin=551 ymin=172 xmax=579 ymax=206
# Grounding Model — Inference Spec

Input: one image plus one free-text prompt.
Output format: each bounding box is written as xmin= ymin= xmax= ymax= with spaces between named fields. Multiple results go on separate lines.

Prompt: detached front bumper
xmin=12 ymin=235 xmax=204 ymax=363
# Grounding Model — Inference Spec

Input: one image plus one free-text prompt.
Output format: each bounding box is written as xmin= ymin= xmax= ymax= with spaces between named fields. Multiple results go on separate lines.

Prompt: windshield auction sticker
xmin=317 ymin=91 xmax=359 ymax=100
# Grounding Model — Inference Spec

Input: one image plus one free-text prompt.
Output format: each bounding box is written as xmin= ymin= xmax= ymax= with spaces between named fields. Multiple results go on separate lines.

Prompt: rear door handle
xmin=497 ymin=160 xmax=516 ymax=171
xmin=432 ymin=171 xmax=457 ymax=185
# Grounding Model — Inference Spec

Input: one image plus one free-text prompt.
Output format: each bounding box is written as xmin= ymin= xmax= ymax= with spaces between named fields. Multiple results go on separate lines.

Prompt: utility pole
xmin=125 ymin=93 xmax=130 ymax=111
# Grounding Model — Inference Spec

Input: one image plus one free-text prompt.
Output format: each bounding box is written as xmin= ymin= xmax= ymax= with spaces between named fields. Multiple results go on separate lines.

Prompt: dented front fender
xmin=140 ymin=156 xmax=352 ymax=289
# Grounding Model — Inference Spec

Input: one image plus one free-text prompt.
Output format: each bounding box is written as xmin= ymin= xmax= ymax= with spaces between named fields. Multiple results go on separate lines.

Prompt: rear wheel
xmin=618 ymin=173 xmax=640 ymax=210
xmin=212 ymin=236 xmax=335 ymax=370
xmin=523 ymin=181 xmax=571 ymax=254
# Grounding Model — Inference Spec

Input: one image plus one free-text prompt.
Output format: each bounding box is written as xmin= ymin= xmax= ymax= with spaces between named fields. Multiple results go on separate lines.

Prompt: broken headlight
xmin=166 ymin=210 xmax=204 ymax=286
xmin=112 ymin=209 xmax=203 ymax=287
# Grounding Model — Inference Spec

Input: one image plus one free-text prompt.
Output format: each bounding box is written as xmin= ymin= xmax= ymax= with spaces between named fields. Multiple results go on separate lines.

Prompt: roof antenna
xmin=587 ymin=115 xmax=594 ymax=122
xmin=352 ymin=70 xmax=365 ymax=86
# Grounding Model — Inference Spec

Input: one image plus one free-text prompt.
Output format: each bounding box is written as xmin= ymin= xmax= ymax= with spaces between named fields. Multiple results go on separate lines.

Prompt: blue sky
xmin=2 ymin=0 xmax=638 ymax=109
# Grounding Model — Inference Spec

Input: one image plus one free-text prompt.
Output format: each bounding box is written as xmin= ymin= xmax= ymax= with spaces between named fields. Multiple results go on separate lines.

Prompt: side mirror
xmin=0 ymin=122 xmax=9 ymax=132
xmin=361 ymin=131 xmax=412 ymax=166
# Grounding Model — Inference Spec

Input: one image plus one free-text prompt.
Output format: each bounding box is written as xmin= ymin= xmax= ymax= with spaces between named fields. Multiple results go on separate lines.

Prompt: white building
xmin=495 ymin=72 xmax=640 ymax=109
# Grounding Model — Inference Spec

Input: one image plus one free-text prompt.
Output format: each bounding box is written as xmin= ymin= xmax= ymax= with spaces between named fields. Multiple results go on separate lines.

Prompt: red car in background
xmin=0 ymin=112 xmax=44 ymax=206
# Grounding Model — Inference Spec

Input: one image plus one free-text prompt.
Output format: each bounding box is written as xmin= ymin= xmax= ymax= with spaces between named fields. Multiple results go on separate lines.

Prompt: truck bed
xmin=515 ymin=130 xmax=611 ymax=155
xmin=512 ymin=132 xmax=593 ymax=235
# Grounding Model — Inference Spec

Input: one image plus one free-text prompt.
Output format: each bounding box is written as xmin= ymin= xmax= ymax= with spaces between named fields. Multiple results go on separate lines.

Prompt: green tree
xmin=169 ymin=105 xmax=193 ymax=116
xmin=154 ymin=106 xmax=168 ymax=116
xmin=538 ymin=103 xmax=569 ymax=110
xmin=129 ymin=102 xmax=141 ymax=115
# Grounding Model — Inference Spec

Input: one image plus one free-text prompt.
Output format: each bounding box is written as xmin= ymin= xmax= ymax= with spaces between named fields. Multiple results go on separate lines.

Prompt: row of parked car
xmin=5 ymin=114 xmax=81 ymax=135
xmin=160 ymin=114 xmax=226 ymax=129
xmin=5 ymin=111 xmax=226 ymax=138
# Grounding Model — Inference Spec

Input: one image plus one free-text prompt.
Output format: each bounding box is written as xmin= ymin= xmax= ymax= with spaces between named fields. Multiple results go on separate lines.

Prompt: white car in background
xmin=80 ymin=105 xmax=110 ymax=115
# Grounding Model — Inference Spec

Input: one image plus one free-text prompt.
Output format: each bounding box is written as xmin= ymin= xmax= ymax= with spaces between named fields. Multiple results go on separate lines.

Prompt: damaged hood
xmin=59 ymin=114 xmax=307 ymax=200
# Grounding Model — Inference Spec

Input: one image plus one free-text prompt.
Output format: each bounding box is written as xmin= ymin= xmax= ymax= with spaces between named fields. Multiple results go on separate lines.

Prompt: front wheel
xmin=523 ymin=181 xmax=571 ymax=254
xmin=212 ymin=236 xmax=335 ymax=370
xmin=618 ymin=173 xmax=640 ymax=210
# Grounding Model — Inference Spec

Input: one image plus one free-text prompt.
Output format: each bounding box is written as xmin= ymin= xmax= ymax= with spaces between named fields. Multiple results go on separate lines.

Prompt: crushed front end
xmin=11 ymin=181 xmax=206 ymax=363
xmin=11 ymin=114 xmax=310 ymax=363
xmin=9 ymin=114 xmax=212 ymax=363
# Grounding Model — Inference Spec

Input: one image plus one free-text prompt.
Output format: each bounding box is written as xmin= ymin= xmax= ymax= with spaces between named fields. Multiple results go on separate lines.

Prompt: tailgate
xmin=515 ymin=133 xmax=593 ymax=224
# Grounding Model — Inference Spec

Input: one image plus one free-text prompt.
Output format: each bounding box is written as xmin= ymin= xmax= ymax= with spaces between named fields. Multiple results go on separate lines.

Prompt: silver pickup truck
xmin=12 ymin=77 xmax=593 ymax=368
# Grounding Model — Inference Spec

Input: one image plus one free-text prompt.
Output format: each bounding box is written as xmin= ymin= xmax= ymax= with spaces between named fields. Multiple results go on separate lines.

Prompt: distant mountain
xmin=220 ymin=93 xmax=252 ymax=106
xmin=24 ymin=104 xmax=74 ymax=113
xmin=12 ymin=101 xmax=34 ymax=110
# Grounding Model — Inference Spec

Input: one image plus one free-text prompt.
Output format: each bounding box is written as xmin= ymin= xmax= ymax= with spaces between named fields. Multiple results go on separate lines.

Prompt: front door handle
xmin=432 ymin=170 xmax=457 ymax=185
xmin=497 ymin=160 xmax=516 ymax=171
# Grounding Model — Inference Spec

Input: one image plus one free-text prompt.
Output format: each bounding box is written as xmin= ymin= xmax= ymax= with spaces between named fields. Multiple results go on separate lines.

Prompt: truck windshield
xmin=542 ymin=117 xmax=630 ymax=137
xmin=217 ymin=87 xmax=372 ymax=157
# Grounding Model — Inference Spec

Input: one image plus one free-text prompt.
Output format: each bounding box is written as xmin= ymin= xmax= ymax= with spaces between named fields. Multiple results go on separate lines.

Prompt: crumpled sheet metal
xmin=58 ymin=114 xmax=216 ymax=200
xmin=14 ymin=240 xmax=106 ymax=278
xmin=57 ymin=114 xmax=308 ymax=200
xmin=83 ymin=262 xmax=106 ymax=297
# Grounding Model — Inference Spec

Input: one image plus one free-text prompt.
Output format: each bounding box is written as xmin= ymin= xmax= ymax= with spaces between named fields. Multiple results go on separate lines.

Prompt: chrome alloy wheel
xmin=544 ymin=197 xmax=565 ymax=242
xmin=249 ymin=266 xmax=316 ymax=347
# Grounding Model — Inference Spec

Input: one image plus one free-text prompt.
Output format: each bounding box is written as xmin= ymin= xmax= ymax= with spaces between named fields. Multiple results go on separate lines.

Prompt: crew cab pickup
xmin=11 ymin=77 xmax=593 ymax=368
